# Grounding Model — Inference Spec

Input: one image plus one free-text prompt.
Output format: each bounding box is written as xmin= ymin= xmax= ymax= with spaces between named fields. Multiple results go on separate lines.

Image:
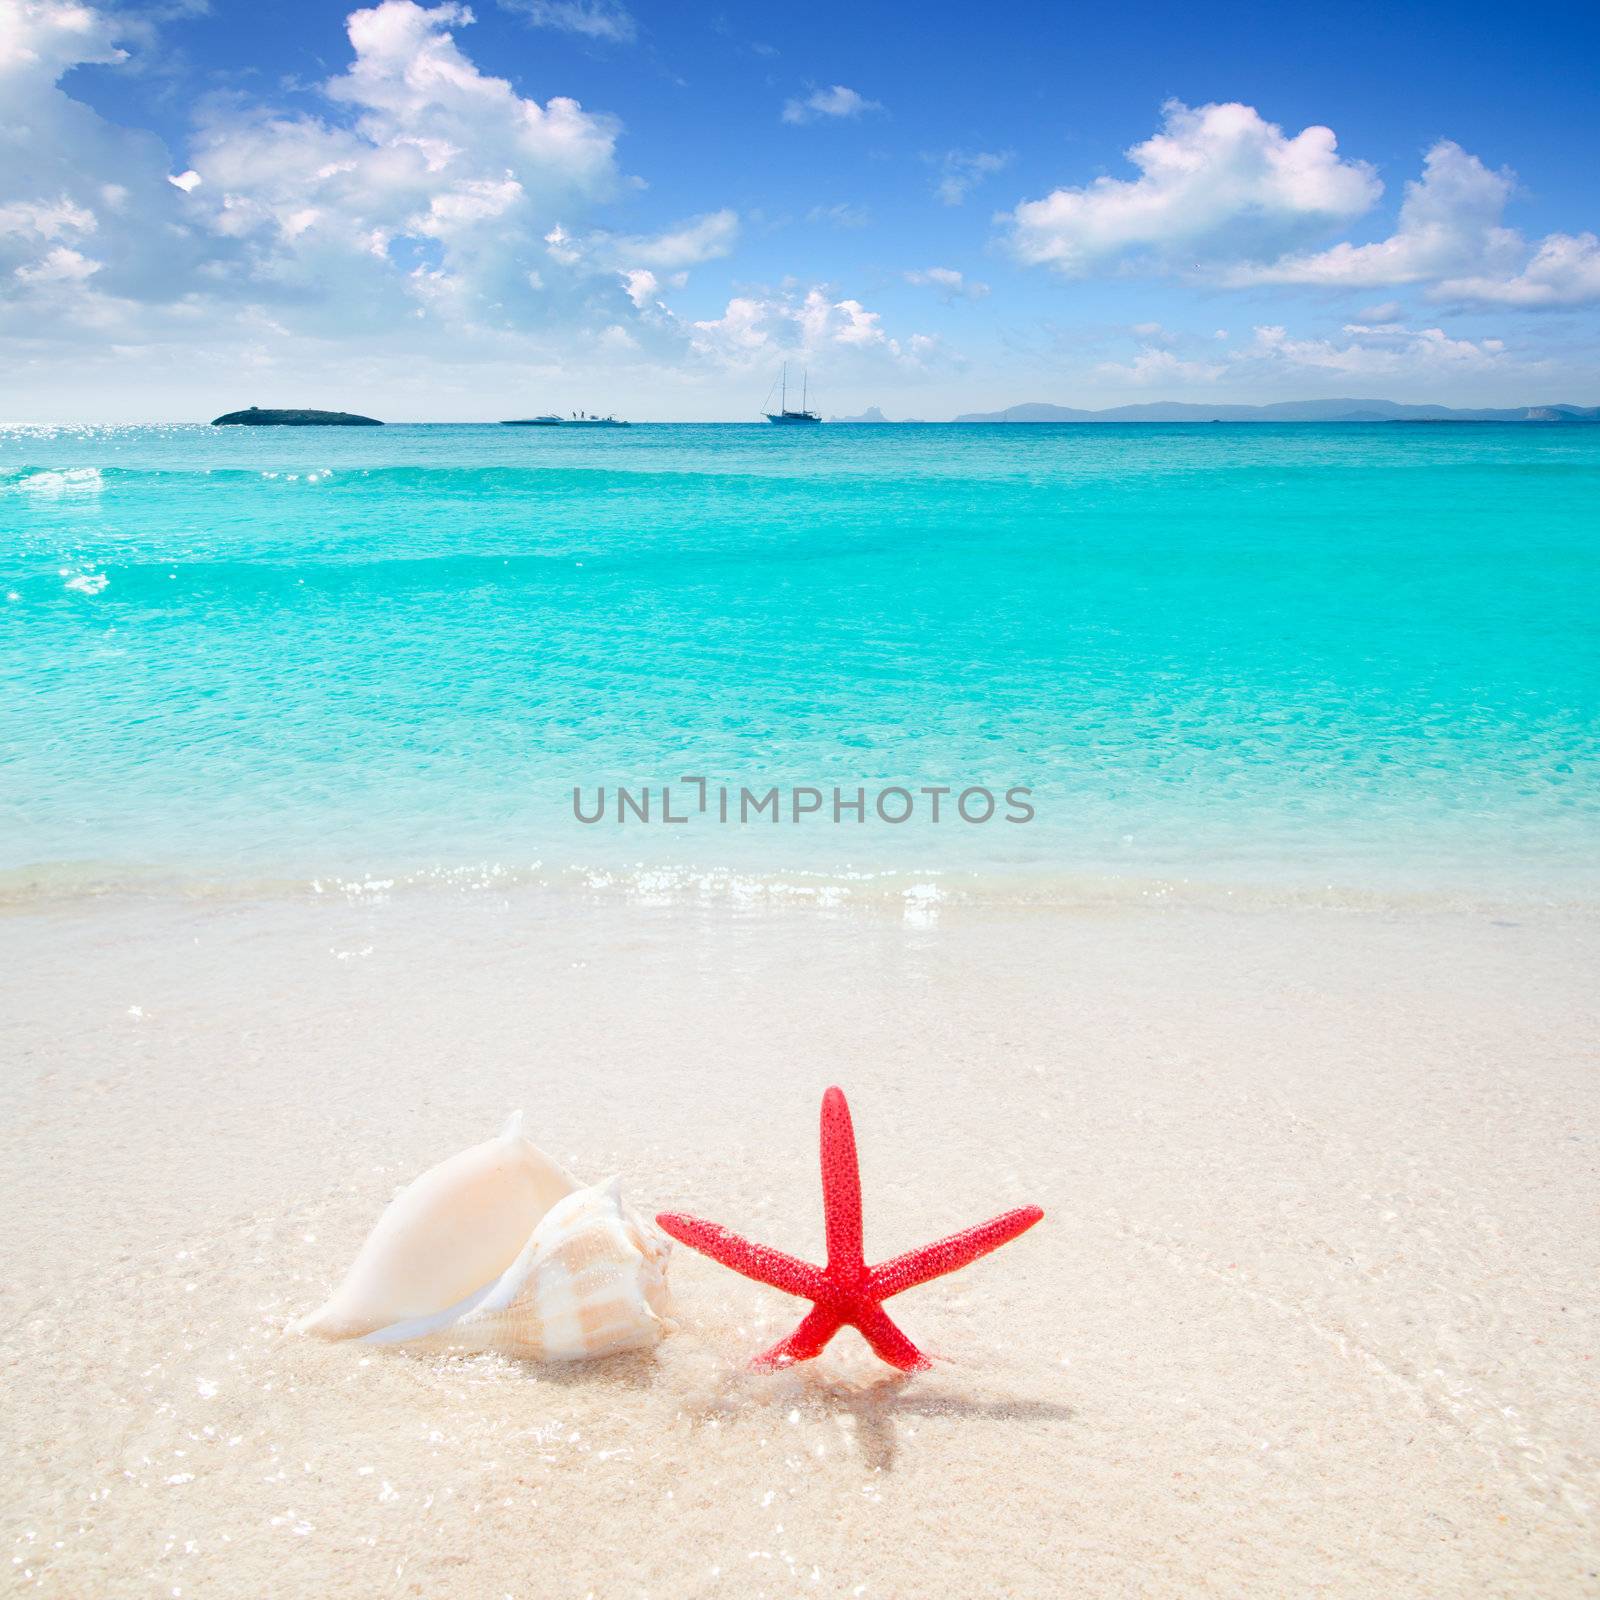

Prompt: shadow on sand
xmin=807 ymin=1376 xmax=1077 ymax=1470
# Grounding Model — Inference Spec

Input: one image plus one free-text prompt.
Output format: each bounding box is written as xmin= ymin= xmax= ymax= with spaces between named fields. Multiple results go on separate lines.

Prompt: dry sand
xmin=2 ymin=884 xmax=1597 ymax=1598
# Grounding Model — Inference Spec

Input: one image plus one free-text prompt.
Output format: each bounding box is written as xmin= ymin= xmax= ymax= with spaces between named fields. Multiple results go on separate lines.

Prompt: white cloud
xmin=521 ymin=207 xmax=737 ymax=290
xmin=1227 ymin=141 xmax=1600 ymax=309
xmin=619 ymin=266 xmax=656 ymax=308
xmin=1096 ymin=346 xmax=1225 ymax=386
xmin=14 ymin=244 xmax=101 ymax=283
xmin=0 ymin=0 xmax=123 ymax=76
xmin=1007 ymin=100 xmax=1379 ymax=275
xmin=1094 ymin=317 xmax=1515 ymax=389
xmin=781 ymin=85 xmax=882 ymax=125
xmin=0 ymin=0 xmax=203 ymax=305
xmin=1007 ymin=108 xmax=1600 ymax=310
xmin=499 ymin=0 xmax=636 ymax=41
xmin=1247 ymin=321 xmax=1508 ymax=376
xmin=904 ymin=266 xmax=990 ymax=302
xmin=806 ymin=201 xmax=870 ymax=229
xmin=1233 ymin=141 xmax=1518 ymax=288
xmin=181 ymin=1 xmax=624 ymax=327
xmin=542 ymin=221 xmax=581 ymax=265
xmin=935 ymin=148 xmax=1011 ymax=206
xmin=612 ymin=208 xmax=738 ymax=268
xmin=1438 ymin=231 xmax=1600 ymax=308
xmin=689 ymin=287 xmax=935 ymax=371
xmin=0 ymin=196 xmax=97 ymax=241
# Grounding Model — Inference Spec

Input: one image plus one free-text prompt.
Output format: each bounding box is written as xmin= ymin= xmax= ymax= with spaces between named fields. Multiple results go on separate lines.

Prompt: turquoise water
xmin=2 ymin=422 xmax=1597 ymax=898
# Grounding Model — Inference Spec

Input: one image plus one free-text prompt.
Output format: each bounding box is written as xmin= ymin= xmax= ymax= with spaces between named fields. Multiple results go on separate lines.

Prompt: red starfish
xmin=656 ymin=1086 xmax=1044 ymax=1372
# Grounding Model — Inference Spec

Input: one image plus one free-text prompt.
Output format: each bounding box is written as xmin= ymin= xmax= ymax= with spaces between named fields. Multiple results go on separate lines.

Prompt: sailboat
xmin=764 ymin=364 xmax=822 ymax=425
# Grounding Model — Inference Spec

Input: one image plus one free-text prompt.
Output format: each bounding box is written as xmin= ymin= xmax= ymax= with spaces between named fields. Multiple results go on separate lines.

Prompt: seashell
xmin=362 ymin=1177 xmax=672 ymax=1360
xmin=290 ymin=1115 xmax=672 ymax=1360
xmin=290 ymin=1112 xmax=581 ymax=1340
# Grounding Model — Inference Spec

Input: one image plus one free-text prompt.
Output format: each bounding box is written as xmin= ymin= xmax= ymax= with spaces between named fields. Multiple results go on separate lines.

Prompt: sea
xmin=2 ymin=421 xmax=1596 ymax=905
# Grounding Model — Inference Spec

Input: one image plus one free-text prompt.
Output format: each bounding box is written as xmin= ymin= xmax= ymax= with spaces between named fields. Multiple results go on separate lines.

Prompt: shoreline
xmin=5 ymin=886 xmax=1596 ymax=1596
xmin=4 ymin=854 xmax=1600 ymax=919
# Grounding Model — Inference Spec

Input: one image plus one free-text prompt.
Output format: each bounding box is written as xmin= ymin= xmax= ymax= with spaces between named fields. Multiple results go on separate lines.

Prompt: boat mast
xmin=781 ymin=362 xmax=788 ymax=413
xmin=802 ymin=370 xmax=808 ymax=415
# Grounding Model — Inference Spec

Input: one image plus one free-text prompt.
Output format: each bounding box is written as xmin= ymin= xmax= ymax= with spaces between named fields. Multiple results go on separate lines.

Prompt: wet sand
xmin=3 ymin=886 xmax=1597 ymax=1597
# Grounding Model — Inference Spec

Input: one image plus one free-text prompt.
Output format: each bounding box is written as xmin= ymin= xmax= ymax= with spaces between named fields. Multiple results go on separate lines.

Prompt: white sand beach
xmin=3 ymin=884 xmax=1597 ymax=1598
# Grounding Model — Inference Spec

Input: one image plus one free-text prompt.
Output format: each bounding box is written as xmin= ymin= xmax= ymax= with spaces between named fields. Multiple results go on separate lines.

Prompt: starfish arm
xmin=655 ymin=1212 xmax=829 ymax=1300
xmin=749 ymin=1306 xmax=845 ymax=1370
xmin=820 ymin=1086 xmax=865 ymax=1272
xmin=868 ymin=1205 xmax=1045 ymax=1299
xmin=853 ymin=1303 xmax=932 ymax=1372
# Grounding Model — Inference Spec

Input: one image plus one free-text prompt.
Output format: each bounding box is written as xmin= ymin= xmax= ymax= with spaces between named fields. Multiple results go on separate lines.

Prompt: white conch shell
xmin=290 ymin=1112 xmax=581 ymax=1340
xmin=363 ymin=1177 xmax=672 ymax=1360
xmin=290 ymin=1115 xmax=672 ymax=1360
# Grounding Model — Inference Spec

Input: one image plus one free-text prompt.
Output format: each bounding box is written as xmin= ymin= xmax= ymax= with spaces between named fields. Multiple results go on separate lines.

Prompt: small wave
xmin=63 ymin=571 xmax=109 ymax=595
xmin=4 ymin=466 xmax=104 ymax=495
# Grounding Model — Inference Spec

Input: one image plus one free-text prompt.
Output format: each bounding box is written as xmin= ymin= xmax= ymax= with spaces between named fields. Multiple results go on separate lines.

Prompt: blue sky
xmin=3 ymin=0 xmax=1597 ymax=419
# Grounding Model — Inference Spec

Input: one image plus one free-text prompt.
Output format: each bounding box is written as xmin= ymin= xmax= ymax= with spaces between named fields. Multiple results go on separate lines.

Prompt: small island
xmin=211 ymin=406 xmax=383 ymax=427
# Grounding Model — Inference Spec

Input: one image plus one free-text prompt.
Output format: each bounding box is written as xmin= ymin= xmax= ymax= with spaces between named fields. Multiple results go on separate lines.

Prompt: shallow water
xmin=3 ymin=422 xmax=1597 ymax=897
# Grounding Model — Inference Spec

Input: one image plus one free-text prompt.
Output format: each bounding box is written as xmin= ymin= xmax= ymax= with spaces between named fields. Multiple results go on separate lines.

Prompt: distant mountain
xmin=828 ymin=406 xmax=925 ymax=423
xmin=951 ymin=399 xmax=1600 ymax=423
